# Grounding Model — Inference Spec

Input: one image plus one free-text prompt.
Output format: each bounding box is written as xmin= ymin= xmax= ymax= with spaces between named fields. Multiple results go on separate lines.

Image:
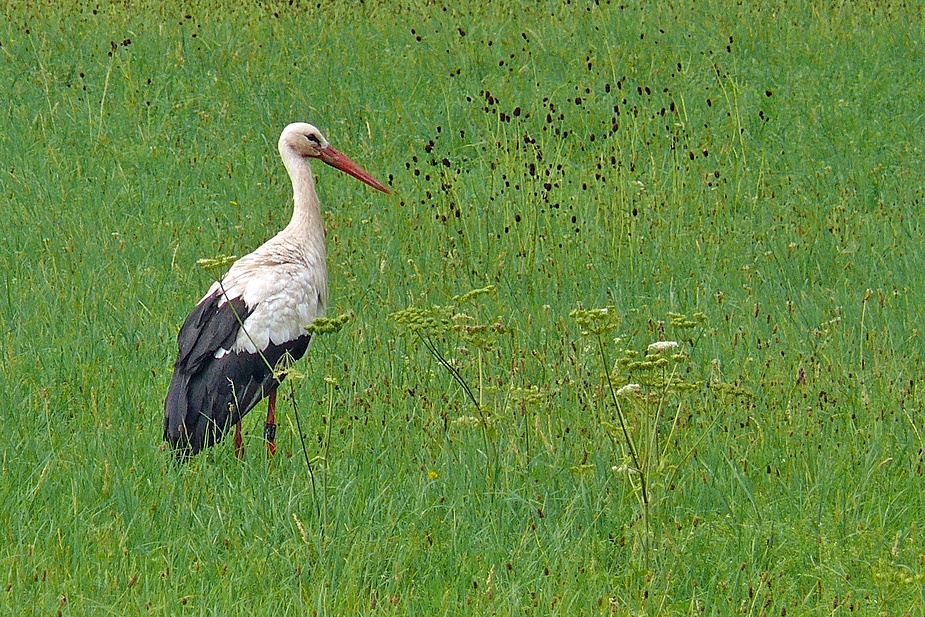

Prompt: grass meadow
xmin=2 ymin=0 xmax=925 ymax=614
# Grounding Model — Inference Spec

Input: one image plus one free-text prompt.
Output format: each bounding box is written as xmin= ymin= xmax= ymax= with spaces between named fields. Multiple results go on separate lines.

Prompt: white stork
xmin=164 ymin=122 xmax=390 ymax=457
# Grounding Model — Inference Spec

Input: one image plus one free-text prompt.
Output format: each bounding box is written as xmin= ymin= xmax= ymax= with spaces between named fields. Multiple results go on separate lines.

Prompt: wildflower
xmin=611 ymin=465 xmax=639 ymax=475
xmin=306 ymin=313 xmax=353 ymax=335
xmin=570 ymin=306 xmax=620 ymax=336
xmin=196 ymin=254 xmax=237 ymax=271
xmin=647 ymin=340 xmax=679 ymax=355
xmin=427 ymin=470 xmax=439 ymax=480
xmin=452 ymin=285 xmax=496 ymax=304
xmin=615 ymin=383 xmax=642 ymax=398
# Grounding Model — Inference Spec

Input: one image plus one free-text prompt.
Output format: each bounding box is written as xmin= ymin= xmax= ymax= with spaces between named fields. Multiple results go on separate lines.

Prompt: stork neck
xmin=282 ymin=153 xmax=326 ymax=246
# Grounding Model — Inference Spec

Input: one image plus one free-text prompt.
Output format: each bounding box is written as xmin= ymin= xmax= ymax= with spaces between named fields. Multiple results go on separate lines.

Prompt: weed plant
xmin=1 ymin=0 xmax=924 ymax=614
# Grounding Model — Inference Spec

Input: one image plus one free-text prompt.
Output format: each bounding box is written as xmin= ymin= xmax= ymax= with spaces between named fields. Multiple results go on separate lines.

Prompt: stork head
xmin=279 ymin=122 xmax=390 ymax=194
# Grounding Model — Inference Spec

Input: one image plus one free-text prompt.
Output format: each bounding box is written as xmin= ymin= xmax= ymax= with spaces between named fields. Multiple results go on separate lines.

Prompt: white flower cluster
xmin=646 ymin=340 xmax=679 ymax=355
xmin=615 ymin=383 xmax=642 ymax=397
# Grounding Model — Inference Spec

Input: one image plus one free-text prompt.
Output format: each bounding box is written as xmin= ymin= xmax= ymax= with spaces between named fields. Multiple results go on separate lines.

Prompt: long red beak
xmin=319 ymin=146 xmax=391 ymax=194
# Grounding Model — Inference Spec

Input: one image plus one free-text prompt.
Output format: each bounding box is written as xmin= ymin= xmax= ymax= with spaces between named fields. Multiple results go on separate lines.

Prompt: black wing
xmin=163 ymin=289 xmax=311 ymax=456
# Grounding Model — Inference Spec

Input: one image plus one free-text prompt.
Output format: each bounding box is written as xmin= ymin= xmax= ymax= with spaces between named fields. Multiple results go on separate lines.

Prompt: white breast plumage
xmin=208 ymin=250 xmax=328 ymax=358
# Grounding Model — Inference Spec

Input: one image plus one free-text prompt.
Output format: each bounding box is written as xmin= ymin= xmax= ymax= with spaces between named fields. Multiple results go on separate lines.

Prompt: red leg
xmin=265 ymin=390 xmax=278 ymax=456
xmin=233 ymin=420 xmax=244 ymax=459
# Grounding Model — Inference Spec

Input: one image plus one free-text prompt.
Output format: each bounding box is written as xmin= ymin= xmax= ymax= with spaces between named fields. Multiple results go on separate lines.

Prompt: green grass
xmin=2 ymin=0 xmax=925 ymax=614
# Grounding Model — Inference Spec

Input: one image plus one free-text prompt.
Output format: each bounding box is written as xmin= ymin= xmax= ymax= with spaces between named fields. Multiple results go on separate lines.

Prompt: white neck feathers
xmin=278 ymin=146 xmax=326 ymax=254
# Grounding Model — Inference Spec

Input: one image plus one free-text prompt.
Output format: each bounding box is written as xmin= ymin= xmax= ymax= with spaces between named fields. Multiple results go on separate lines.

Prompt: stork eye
xmin=305 ymin=134 xmax=322 ymax=145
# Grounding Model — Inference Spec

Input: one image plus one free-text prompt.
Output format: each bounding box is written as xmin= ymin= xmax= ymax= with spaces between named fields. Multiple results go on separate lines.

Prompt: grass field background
xmin=2 ymin=1 xmax=924 ymax=614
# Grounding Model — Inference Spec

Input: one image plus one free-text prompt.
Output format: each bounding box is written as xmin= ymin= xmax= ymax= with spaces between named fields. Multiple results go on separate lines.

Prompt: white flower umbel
xmin=452 ymin=415 xmax=482 ymax=428
xmin=616 ymin=383 xmax=642 ymax=398
xmin=646 ymin=340 xmax=679 ymax=355
xmin=611 ymin=464 xmax=639 ymax=475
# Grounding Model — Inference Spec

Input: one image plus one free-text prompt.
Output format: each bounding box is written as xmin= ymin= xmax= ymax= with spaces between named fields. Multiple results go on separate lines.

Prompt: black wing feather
xmin=163 ymin=289 xmax=311 ymax=456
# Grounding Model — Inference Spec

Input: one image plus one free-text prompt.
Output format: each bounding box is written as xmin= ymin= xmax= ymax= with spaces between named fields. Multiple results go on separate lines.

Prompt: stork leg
xmin=233 ymin=420 xmax=244 ymax=458
xmin=265 ymin=390 xmax=278 ymax=456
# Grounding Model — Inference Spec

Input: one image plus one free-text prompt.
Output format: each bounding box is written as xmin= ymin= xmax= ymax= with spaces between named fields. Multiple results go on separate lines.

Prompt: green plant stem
xmin=287 ymin=381 xmax=319 ymax=520
xmin=322 ymin=378 xmax=335 ymax=534
xmin=597 ymin=333 xmax=650 ymax=566
xmin=416 ymin=331 xmax=496 ymax=481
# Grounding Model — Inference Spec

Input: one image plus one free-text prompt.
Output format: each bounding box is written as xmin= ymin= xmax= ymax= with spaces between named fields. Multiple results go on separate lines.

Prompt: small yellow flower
xmin=427 ymin=470 xmax=439 ymax=480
